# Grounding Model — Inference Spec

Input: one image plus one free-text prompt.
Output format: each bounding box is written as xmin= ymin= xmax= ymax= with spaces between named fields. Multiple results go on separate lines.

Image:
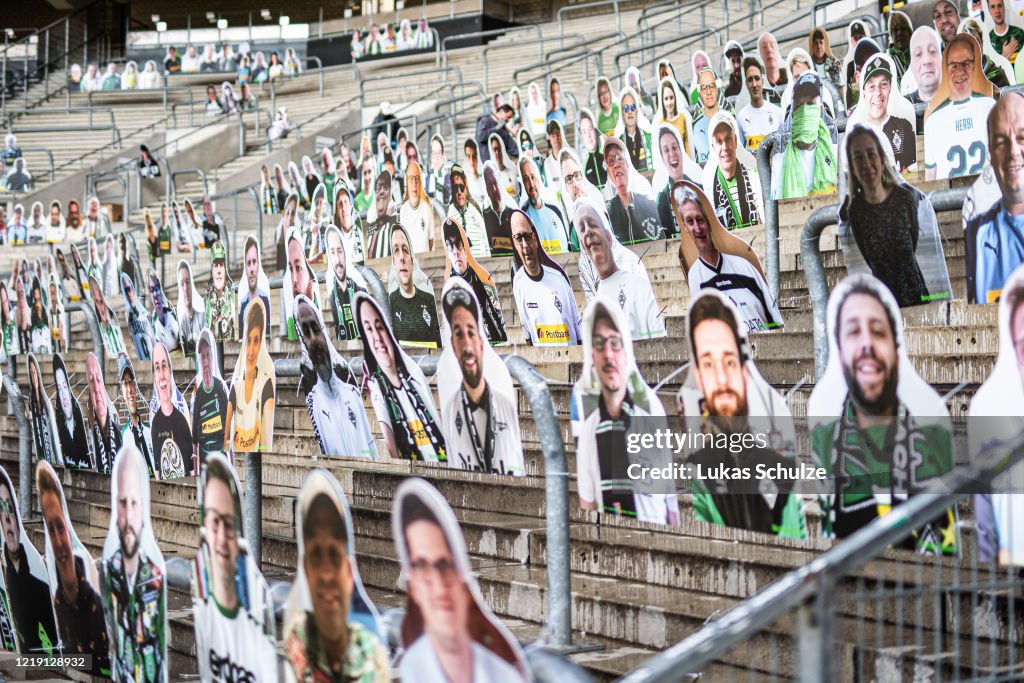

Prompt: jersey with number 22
xmin=924 ymin=95 xmax=995 ymax=180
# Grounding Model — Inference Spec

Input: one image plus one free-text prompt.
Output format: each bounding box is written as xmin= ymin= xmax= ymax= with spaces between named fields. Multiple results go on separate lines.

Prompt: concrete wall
xmin=17 ymin=121 xmax=240 ymax=222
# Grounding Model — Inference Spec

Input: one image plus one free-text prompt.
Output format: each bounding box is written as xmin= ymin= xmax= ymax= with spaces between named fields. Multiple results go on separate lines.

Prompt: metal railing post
xmin=800 ymin=203 xmax=836 ymax=380
xmin=244 ymin=451 xmax=262 ymax=567
xmin=797 ymin=590 xmax=833 ymax=682
xmin=757 ymin=132 xmax=779 ymax=301
xmin=505 ymin=354 xmax=572 ymax=648
xmin=2 ymin=375 xmax=31 ymax=521
xmin=356 ymin=265 xmax=391 ymax=318
xmin=66 ymin=300 xmax=105 ymax=377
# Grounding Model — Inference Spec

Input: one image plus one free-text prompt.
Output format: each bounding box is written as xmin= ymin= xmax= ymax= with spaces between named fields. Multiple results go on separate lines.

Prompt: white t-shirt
xmin=512 ymin=266 xmax=581 ymax=345
xmin=307 ymin=375 xmax=376 ymax=458
xmin=400 ymin=201 xmax=433 ymax=254
xmin=596 ymin=269 xmax=665 ymax=340
xmin=924 ymin=95 xmax=996 ymax=179
xmin=442 ymin=385 xmax=525 ymax=476
xmin=687 ymin=254 xmax=784 ymax=333
xmin=194 ymin=593 xmax=278 ymax=682
xmin=399 ymin=636 xmax=524 ymax=683
xmin=737 ymin=101 xmax=783 ymax=151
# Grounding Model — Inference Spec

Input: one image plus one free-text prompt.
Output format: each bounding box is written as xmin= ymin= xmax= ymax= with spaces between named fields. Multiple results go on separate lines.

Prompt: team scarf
xmin=457 ymin=383 xmax=496 ymax=473
xmin=330 ymin=277 xmax=362 ymax=341
xmin=780 ymin=104 xmax=836 ymax=199
xmin=374 ymin=365 xmax=447 ymax=462
xmin=594 ymin=393 xmax=639 ymax=518
xmin=829 ymin=397 xmax=954 ymax=554
xmin=29 ymin=390 xmax=59 ymax=466
xmin=89 ymin=402 xmax=121 ymax=475
xmin=714 ymin=165 xmax=760 ymax=229
xmin=454 ymin=266 xmax=507 ymax=344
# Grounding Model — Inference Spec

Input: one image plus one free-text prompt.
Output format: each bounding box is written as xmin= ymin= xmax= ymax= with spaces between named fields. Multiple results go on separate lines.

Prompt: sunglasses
xmin=623 ymin=104 xmax=638 ymax=113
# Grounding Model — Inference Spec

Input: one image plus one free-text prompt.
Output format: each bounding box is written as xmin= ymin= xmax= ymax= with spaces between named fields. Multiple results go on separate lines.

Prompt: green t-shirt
xmin=354 ymin=191 xmax=372 ymax=214
xmin=597 ymin=104 xmax=620 ymax=136
xmin=811 ymin=400 xmax=958 ymax=555
xmin=991 ymin=25 xmax=1024 ymax=65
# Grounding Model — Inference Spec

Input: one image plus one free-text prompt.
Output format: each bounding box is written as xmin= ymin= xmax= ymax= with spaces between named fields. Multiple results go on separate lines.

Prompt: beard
xmin=706 ymin=387 xmax=748 ymax=434
xmin=119 ymin=523 xmax=140 ymax=559
xmin=843 ymin=359 xmax=899 ymax=417
xmin=460 ymin=355 xmax=483 ymax=389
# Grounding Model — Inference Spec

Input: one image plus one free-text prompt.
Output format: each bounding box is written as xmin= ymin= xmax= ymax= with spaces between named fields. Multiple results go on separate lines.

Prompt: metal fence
xmin=619 ymin=432 xmax=1024 ymax=682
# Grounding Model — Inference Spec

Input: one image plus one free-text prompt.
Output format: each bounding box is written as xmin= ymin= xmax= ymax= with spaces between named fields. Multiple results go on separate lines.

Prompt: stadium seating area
xmin=0 ymin=0 xmax=1021 ymax=680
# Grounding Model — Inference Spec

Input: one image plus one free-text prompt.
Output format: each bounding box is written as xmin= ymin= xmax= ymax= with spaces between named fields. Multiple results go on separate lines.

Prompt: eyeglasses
xmin=512 ymin=232 xmax=536 ymax=245
xmin=564 ymin=171 xmax=583 ymax=184
xmin=207 ymin=511 xmax=237 ymax=539
xmin=592 ymin=335 xmax=624 ymax=351
xmin=623 ymin=104 xmax=637 ymax=113
xmin=0 ymin=499 xmax=13 ymax=514
xmin=409 ymin=558 xmax=458 ymax=585
xmin=605 ymin=152 xmax=626 ymax=166
xmin=947 ymin=58 xmax=975 ymax=74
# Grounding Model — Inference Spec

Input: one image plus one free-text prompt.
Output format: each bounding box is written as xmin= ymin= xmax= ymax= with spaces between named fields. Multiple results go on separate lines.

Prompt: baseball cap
xmin=793 ymin=71 xmax=823 ymax=100
xmin=861 ymin=54 xmax=892 ymax=85
xmin=211 ymin=240 xmax=226 ymax=264
xmin=725 ymin=40 xmax=743 ymax=57
xmin=117 ymin=351 xmax=135 ymax=381
xmin=853 ymin=38 xmax=881 ymax=68
xmin=442 ymin=282 xmax=480 ymax=323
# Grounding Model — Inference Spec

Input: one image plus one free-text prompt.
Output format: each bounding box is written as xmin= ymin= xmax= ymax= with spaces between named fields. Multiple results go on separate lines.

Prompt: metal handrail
xmin=19 ymin=147 xmax=55 ymax=182
xmin=619 ymin=431 xmax=1024 ymax=682
xmin=758 ymin=132 xmax=780 ymax=303
xmin=357 ymin=65 xmax=463 ymax=107
xmin=6 ymin=104 xmax=116 ymax=130
xmin=441 ymin=25 xmax=544 ymax=71
xmin=306 ymin=55 xmax=325 ymax=97
xmin=210 ymin=184 xmax=263 ymax=271
xmin=169 ymin=167 xmax=209 ymax=204
xmin=800 ymin=186 xmax=968 ymax=379
xmin=557 ymin=0 xmax=621 ymax=38
xmin=482 ymin=35 xmax=579 ymax=93
xmin=513 ymin=45 xmax=601 ymax=89
xmin=613 ymin=27 xmax=721 ymax=79
xmin=88 ymin=170 xmax=130 ymax=214
xmin=445 ymin=81 xmax=488 ymax=116
xmin=409 ymin=110 xmax=458 ymax=154
xmin=505 ymin=354 xmax=573 ymax=647
xmin=86 ymin=84 xmax=194 ymax=115
xmin=65 ymin=300 xmax=104 ymax=377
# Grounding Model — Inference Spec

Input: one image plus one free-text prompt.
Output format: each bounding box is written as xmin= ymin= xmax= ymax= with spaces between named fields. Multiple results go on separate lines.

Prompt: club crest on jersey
xmin=554 ymin=294 xmax=563 ymax=313
xmin=421 ymin=306 xmax=432 ymax=326
xmin=455 ymin=411 xmax=463 ymax=434
xmin=618 ymin=289 xmax=627 ymax=309
xmin=642 ymin=217 xmax=660 ymax=238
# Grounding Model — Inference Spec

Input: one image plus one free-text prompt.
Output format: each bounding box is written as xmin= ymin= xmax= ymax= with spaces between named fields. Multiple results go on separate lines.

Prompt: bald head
xmin=989 ymin=93 xmax=1024 ymax=214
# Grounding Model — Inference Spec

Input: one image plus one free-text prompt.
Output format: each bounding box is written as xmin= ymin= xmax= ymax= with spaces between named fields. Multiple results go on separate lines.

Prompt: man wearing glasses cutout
xmin=399 ymin=494 xmax=523 ymax=682
xmin=924 ymin=32 xmax=995 ymax=180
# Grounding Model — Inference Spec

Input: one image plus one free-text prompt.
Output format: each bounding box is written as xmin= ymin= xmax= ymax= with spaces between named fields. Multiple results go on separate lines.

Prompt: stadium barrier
xmin=617 ymin=433 xmax=1024 ymax=682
